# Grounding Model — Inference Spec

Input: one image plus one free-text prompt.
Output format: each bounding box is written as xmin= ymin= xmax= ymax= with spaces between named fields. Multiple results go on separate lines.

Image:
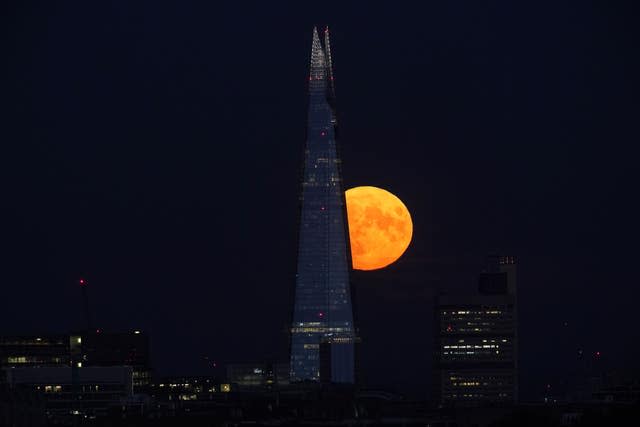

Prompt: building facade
xmin=4 ymin=366 xmax=133 ymax=420
xmin=0 ymin=331 xmax=150 ymax=392
xmin=290 ymin=27 xmax=356 ymax=384
xmin=434 ymin=256 xmax=518 ymax=405
xmin=77 ymin=331 xmax=151 ymax=391
xmin=0 ymin=336 xmax=70 ymax=369
xmin=319 ymin=337 xmax=361 ymax=385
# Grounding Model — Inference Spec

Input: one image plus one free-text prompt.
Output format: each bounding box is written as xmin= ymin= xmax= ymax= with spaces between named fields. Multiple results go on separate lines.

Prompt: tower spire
xmin=310 ymin=27 xmax=326 ymax=82
xmin=324 ymin=27 xmax=335 ymax=95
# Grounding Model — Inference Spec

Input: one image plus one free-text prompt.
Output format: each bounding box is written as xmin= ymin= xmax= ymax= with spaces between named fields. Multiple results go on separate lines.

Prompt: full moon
xmin=345 ymin=186 xmax=413 ymax=271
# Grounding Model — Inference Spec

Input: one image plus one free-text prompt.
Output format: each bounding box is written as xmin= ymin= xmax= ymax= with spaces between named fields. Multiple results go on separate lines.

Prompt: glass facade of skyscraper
xmin=289 ymin=27 xmax=355 ymax=383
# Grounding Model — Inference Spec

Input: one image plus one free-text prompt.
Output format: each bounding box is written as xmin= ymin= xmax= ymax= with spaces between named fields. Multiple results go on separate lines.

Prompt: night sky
xmin=2 ymin=1 xmax=639 ymax=400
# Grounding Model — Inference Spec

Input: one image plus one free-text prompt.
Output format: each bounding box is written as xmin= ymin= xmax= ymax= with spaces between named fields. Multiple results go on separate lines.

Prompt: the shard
xmin=289 ymin=27 xmax=356 ymax=383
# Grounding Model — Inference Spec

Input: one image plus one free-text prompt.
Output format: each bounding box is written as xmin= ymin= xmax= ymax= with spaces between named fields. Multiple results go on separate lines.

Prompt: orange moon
xmin=345 ymin=186 xmax=413 ymax=271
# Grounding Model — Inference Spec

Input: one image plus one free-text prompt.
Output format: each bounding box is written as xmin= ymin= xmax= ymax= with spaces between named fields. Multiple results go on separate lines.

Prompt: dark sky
xmin=2 ymin=1 xmax=639 ymax=400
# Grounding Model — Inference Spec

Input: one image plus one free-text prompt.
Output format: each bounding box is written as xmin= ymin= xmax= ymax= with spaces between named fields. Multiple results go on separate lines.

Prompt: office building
xmin=0 ymin=336 xmax=70 ymax=368
xmin=434 ymin=256 xmax=518 ymax=405
xmin=76 ymin=330 xmax=151 ymax=391
xmin=319 ymin=337 xmax=361 ymax=385
xmin=4 ymin=366 xmax=133 ymax=419
xmin=1 ymin=331 xmax=151 ymax=392
xmin=289 ymin=27 xmax=356 ymax=384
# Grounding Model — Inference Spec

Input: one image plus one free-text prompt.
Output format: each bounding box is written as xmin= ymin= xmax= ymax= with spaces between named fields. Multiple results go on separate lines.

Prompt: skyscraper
xmin=289 ymin=27 xmax=356 ymax=384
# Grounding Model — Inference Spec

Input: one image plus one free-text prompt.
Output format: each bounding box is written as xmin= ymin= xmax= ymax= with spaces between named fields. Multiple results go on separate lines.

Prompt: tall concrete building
xmin=289 ymin=27 xmax=356 ymax=384
xmin=434 ymin=256 xmax=518 ymax=405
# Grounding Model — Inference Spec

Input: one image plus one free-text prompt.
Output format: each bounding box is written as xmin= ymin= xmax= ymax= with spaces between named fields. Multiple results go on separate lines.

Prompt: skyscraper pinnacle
xmin=310 ymin=27 xmax=326 ymax=81
xmin=324 ymin=27 xmax=335 ymax=95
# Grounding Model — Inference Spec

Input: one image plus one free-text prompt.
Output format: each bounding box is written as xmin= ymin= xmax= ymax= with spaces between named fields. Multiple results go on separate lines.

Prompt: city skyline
xmin=2 ymin=1 xmax=639 ymax=403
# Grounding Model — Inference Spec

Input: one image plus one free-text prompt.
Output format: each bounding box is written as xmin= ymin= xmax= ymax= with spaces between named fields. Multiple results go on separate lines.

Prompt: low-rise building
xmin=4 ymin=366 xmax=132 ymax=420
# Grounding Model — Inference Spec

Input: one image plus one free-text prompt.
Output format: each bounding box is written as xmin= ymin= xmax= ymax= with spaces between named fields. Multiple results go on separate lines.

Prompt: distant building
xmin=319 ymin=337 xmax=360 ymax=385
xmin=0 ymin=331 xmax=151 ymax=392
xmin=226 ymin=362 xmax=289 ymax=388
xmin=592 ymin=374 xmax=640 ymax=404
xmin=76 ymin=331 xmax=151 ymax=391
xmin=150 ymin=376 xmax=220 ymax=402
xmin=434 ymin=255 xmax=518 ymax=406
xmin=4 ymin=366 xmax=133 ymax=420
xmin=0 ymin=336 xmax=70 ymax=368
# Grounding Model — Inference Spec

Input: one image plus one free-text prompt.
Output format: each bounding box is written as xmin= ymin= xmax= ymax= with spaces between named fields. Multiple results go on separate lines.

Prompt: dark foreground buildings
xmin=434 ymin=255 xmax=518 ymax=406
xmin=5 ymin=366 xmax=133 ymax=419
xmin=289 ymin=27 xmax=357 ymax=384
xmin=226 ymin=362 xmax=289 ymax=389
xmin=0 ymin=331 xmax=150 ymax=392
xmin=0 ymin=331 xmax=150 ymax=421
